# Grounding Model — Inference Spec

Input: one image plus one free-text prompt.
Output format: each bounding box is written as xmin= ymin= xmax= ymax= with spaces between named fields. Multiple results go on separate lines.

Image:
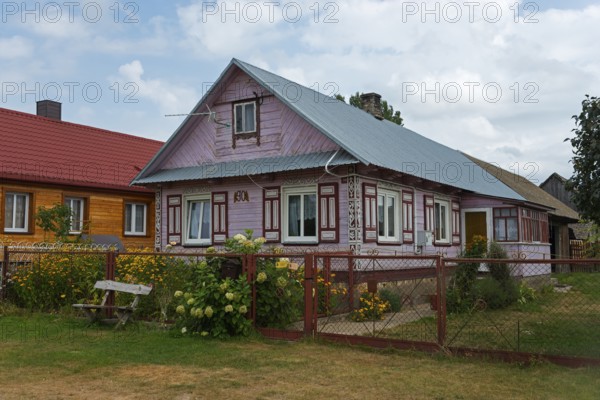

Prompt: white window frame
xmin=4 ymin=192 xmax=30 ymax=233
xmin=65 ymin=197 xmax=85 ymax=234
xmin=124 ymin=202 xmax=147 ymax=236
xmin=282 ymin=186 xmax=318 ymax=243
xmin=377 ymin=189 xmax=401 ymax=243
xmin=434 ymin=199 xmax=451 ymax=244
xmin=183 ymin=194 xmax=212 ymax=245
xmin=234 ymin=101 xmax=257 ymax=134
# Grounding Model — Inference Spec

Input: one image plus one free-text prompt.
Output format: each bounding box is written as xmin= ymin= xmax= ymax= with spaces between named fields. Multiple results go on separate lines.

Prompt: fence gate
xmin=312 ymin=254 xmax=443 ymax=349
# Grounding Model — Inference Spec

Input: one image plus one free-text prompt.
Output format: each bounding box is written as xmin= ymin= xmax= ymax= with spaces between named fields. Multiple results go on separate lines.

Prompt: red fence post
xmin=1 ymin=246 xmax=9 ymax=300
xmin=105 ymin=251 xmax=116 ymax=318
xmin=436 ymin=255 xmax=447 ymax=347
xmin=303 ymin=254 xmax=315 ymax=336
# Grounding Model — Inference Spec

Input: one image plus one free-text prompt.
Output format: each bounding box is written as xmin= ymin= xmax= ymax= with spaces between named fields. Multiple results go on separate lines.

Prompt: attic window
xmin=234 ymin=101 xmax=256 ymax=134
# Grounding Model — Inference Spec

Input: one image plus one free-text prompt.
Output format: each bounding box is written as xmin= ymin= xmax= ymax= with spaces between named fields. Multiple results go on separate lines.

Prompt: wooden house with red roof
xmin=0 ymin=101 xmax=163 ymax=247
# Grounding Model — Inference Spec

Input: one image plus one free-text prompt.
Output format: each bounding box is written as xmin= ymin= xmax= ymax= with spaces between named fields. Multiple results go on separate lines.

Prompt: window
xmin=521 ymin=209 xmax=548 ymax=243
xmin=4 ymin=192 xmax=30 ymax=233
xmin=65 ymin=197 xmax=85 ymax=234
xmin=184 ymin=196 xmax=211 ymax=245
xmin=283 ymin=187 xmax=317 ymax=243
xmin=234 ymin=101 xmax=256 ymax=134
xmin=434 ymin=200 xmax=450 ymax=243
xmin=377 ymin=189 xmax=400 ymax=242
xmin=124 ymin=203 xmax=147 ymax=236
xmin=493 ymin=208 xmax=518 ymax=242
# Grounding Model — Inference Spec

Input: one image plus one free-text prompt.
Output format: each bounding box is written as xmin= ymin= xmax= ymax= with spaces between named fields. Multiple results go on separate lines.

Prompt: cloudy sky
xmin=1 ymin=0 xmax=599 ymax=183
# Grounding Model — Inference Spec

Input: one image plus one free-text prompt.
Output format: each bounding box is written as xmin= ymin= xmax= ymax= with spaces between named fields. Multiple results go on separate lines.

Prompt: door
xmin=465 ymin=212 xmax=487 ymax=246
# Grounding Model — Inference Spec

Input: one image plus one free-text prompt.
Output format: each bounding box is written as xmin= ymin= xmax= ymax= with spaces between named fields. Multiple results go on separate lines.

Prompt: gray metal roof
xmin=134 ymin=150 xmax=358 ymax=184
xmin=134 ymin=58 xmax=524 ymax=201
xmin=233 ymin=59 xmax=524 ymax=201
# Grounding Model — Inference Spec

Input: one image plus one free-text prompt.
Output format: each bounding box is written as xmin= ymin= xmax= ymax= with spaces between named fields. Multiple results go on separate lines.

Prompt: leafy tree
xmin=565 ymin=95 xmax=600 ymax=224
xmin=36 ymin=203 xmax=73 ymax=241
xmin=338 ymin=92 xmax=404 ymax=125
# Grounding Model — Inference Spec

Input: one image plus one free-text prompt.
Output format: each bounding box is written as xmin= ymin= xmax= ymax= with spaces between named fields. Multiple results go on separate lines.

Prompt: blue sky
xmin=1 ymin=0 xmax=599 ymax=182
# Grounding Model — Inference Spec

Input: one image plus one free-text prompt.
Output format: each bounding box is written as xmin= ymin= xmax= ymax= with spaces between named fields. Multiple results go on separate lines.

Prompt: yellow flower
xmin=256 ymin=272 xmax=267 ymax=283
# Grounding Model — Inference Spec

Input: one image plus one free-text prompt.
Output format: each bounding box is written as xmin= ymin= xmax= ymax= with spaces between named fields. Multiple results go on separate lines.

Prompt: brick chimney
xmin=36 ymin=100 xmax=62 ymax=121
xmin=360 ymin=92 xmax=383 ymax=120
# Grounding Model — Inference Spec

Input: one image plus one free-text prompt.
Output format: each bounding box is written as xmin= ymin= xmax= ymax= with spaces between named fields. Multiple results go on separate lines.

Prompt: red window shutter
xmin=402 ymin=190 xmax=414 ymax=243
xmin=424 ymin=195 xmax=435 ymax=233
xmin=363 ymin=183 xmax=378 ymax=243
xmin=212 ymin=192 xmax=228 ymax=244
xmin=167 ymin=195 xmax=182 ymax=245
xmin=452 ymin=200 xmax=461 ymax=244
xmin=263 ymin=187 xmax=280 ymax=243
xmin=318 ymin=183 xmax=339 ymax=243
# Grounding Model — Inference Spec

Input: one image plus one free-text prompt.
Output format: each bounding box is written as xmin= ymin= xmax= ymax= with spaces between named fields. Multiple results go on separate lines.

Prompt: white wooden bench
xmin=72 ymin=280 xmax=152 ymax=328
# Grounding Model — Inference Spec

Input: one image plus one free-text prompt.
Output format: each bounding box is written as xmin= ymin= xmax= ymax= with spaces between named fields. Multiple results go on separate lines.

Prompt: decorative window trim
xmin=211 ymin=192 xmax=228 ymax=244
xmin=451 ymin=201 xmax=461 ymax=245
xmin=3 ymin=191 xmax=32 ymax=234
xmin=232 ymin=99 xmax=260 ymax=148
xmin=183 ymin=194 xmax=212 ymax=246
xmin=402 ymin=190 xmax=414 ymax=244
xmin=167 ymin=195 xmax=182 ymax=245
xmin=124 ymin=202 xmax=148 ymax=237
xmin=263 ymin=187 xmax=281 ymax=243
xmin=318 ymin=183 xmax=339 ymax=243
xmin=363 ymin=183 xmax=378 ymax=243
xmin=377 ymin=188 xmax=401 ymax=243
xmin=282 ymin=186 xmax=318 ymax=244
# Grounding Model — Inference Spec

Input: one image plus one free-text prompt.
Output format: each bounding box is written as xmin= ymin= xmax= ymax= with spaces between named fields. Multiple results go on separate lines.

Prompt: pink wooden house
xmin=133 ymin=59 xmax=566 ymax=262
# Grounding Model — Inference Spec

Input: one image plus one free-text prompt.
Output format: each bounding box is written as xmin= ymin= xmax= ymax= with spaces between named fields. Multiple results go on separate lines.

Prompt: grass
xmin=0 ymin=312 xmax=599 ymax=399
xmin=382 ymin=273 xmax=600 ymax=358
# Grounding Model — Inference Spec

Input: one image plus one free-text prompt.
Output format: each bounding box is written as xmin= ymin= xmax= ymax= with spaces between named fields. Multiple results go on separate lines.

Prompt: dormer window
xmin=234 ymin=101 xmax=256 ymax=134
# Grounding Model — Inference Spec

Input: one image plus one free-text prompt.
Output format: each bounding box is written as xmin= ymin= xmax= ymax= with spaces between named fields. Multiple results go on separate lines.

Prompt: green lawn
xmin=0 ymin=312 xmax=599 ymax=399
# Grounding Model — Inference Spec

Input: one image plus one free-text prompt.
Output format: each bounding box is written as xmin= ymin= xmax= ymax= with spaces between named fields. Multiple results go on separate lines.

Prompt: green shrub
xmin=255 ymin=259 xmax=304 ymax=328
xmin=173 ymin=259 xmax=252 ymax=338
xmin=379 ymin=287 xmax=402 ymax=312
xmin=487 ymin=241 xmax=511 ymax=284
xmin=475 ymin=278 xmax=517 ymax=310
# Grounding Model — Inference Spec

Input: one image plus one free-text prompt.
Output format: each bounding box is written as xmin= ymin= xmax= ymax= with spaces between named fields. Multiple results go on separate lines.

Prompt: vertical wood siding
xmin=161 ymin=69 xmax=339 ymax=170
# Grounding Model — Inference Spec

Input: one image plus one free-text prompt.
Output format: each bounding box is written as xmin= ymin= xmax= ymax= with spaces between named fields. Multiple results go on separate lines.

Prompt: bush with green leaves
xmin=475 ymin=278 xmax=518 ymax=310
xmin=447 ymin=235 xmax=488 ymax=313
xmin=173 ymin=259 xmax=252 ymax=338
xmin=379 ymin=287 xmax=402 ymax=313
xmin=254 ymin=259 xmax=304 ymax=328
xmin=447 ymin=237 xmax=518 ymax=313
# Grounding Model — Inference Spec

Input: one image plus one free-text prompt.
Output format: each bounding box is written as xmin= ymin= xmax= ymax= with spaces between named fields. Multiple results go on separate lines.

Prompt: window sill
xmin=3 ymin=230 xmax=32 ymax=235
xmin=434 ymin=242 xmax=452 ymax=247
xmin=282 ymin=241 xmax=319 ymax=246
xmin=124 ymin=234 xmax=148 ymax=237
xmin=182 ymin=244 xmax=213 ymax=248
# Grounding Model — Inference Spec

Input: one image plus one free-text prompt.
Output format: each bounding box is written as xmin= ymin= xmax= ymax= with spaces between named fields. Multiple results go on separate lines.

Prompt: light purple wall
xmin=161 ymin=170 xmax=347 ymax=250
xmin=162 ymin=69 xmax=339 ymax=170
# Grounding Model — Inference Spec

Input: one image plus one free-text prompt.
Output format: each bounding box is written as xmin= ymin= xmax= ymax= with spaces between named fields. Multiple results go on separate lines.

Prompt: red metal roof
xmin=0 ymin=107 xmax=163 ymax=192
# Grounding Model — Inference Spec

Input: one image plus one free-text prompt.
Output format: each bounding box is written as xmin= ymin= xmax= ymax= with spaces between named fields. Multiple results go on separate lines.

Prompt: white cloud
xmin=0 ymin=36 xmax=34 ymax=59
xmin=113 ymin=60 xmax=198 ymax=115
